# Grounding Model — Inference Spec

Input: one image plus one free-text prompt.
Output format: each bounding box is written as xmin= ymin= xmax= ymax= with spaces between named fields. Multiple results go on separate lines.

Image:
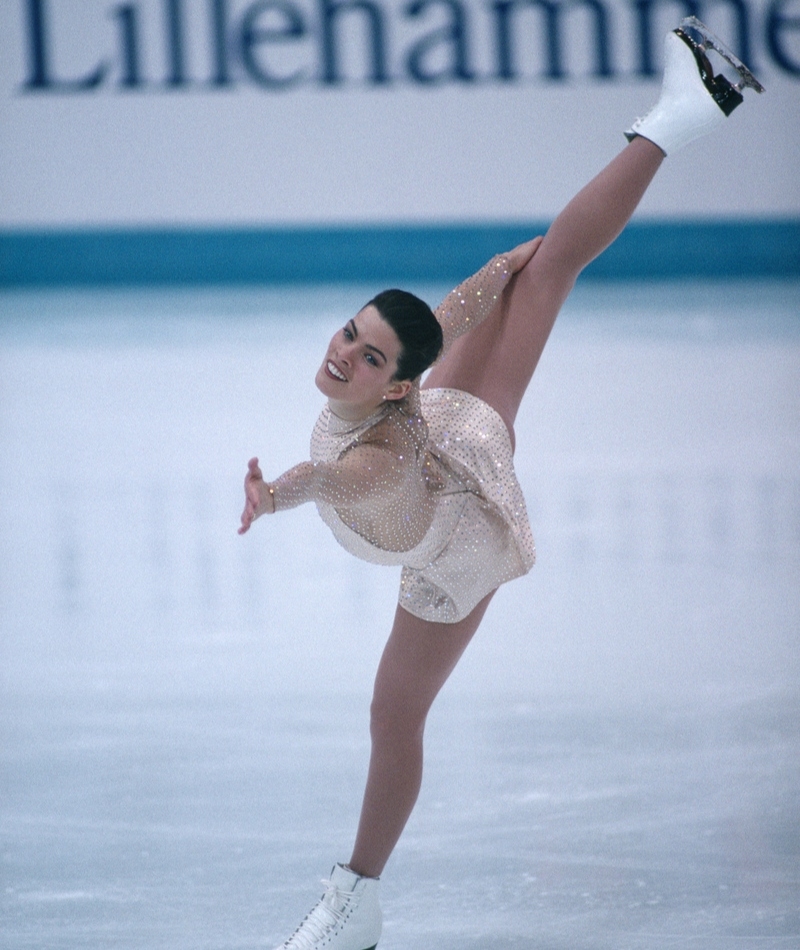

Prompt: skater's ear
xmin=383 ymin=378 xmax=413 ymax=402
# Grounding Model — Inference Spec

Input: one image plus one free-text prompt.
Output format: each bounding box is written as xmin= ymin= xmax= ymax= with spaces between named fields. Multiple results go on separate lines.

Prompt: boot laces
xmin=281 ymin=878 xmax=357 ymax=950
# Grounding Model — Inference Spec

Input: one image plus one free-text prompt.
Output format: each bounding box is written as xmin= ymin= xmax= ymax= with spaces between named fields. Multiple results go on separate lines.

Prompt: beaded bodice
xmin=270 ymin=254 xmax=514 ymax=558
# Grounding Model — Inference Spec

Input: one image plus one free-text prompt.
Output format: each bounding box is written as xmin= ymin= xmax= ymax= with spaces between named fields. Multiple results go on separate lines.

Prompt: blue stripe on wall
xmin=1 ymin=221 xmax=799 ymax=286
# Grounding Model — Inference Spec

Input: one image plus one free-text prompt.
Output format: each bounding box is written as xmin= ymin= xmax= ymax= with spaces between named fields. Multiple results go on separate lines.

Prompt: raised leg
xmin=425 ymin=16 xmax=763 ymax=444
xmin=424 ymin=137 xmax=664 ymax=443
xmin=348 ymin=593 xmax=494 ymax=878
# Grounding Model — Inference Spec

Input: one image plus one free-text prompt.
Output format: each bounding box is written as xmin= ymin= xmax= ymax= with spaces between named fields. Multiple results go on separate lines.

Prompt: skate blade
xmin=678 ymin=16 xmax=765 ymax=93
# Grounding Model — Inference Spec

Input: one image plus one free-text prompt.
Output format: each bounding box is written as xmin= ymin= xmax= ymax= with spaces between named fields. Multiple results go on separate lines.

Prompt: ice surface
xmin=1 ymin=280 xmax=799 ymax=948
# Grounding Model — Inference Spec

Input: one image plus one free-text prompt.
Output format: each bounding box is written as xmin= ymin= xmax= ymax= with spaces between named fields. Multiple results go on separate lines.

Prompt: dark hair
xmin=366 ymin=289 xmax=443 ymax=382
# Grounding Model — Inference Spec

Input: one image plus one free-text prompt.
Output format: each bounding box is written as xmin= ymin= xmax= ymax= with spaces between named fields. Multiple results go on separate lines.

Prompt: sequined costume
xmin=271 ymin=255 xmax=536 ymax=623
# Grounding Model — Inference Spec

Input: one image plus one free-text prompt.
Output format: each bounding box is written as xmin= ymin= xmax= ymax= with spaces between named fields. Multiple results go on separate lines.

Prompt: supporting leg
xmin=348 ymin=593 xmax=494 ymax=878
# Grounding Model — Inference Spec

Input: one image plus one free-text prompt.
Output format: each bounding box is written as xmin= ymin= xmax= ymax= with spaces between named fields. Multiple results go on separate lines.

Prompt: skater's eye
xmin=344 ymin=319 xmax=387 ymax=368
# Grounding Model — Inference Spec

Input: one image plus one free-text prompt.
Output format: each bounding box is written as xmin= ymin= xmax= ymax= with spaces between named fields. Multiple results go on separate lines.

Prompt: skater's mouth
xmin=326 ymin=360 xmax=347 ymax=382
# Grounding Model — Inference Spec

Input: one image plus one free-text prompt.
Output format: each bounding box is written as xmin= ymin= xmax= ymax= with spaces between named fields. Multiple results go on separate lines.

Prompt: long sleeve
xmin=434 ymin=254 xmax=512 ymax=357
xmin=269 ymin=442 xmax=409 ymax=512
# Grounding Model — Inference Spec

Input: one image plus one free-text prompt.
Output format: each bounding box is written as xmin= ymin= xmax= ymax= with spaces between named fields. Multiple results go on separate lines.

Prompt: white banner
xmin=1 ymin=0 xmax=798 ymax=227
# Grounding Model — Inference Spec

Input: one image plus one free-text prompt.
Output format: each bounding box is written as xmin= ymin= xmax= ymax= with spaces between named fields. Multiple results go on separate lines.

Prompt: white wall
xmin=1 ymin=0 xmax=798 ymax=228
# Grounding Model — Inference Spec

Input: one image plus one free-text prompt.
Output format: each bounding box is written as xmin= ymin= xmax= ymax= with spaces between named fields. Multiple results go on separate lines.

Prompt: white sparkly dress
xmin=271 ymin=254 xmax=536 ymax=623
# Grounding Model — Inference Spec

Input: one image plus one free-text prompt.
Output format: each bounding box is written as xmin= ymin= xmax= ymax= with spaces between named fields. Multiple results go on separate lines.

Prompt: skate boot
xmin=274 ymin=864 xmax=381 ymax=950
xmin=625 ymin=16 xmax=764 ymax=155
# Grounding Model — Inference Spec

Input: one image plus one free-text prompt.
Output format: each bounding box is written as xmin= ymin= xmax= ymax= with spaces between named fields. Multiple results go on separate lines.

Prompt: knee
xmin=514 ymin=251 xmax=543 ymax=288
xmin=369 ymin=686 xmax=427 ymax=746
xmin=517 ymin=239 xmax=578 ymax=298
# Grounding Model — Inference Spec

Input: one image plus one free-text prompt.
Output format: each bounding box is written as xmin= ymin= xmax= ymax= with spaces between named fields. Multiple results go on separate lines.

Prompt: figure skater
xmin=238 ymin=19 xmax=762 ymax=950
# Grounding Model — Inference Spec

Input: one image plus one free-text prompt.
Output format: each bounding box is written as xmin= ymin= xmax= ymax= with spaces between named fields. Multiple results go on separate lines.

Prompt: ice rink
xmin=2 ymin=278 xmax=799 ymax=949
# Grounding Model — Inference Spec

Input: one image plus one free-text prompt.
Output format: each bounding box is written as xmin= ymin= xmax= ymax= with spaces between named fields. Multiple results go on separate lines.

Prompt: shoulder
xmin=350 ymin=420 xmax=415 ymax=466
xmin=331 ymin=438 xmax=411 ymax=503
xmin=360 ymin=403 xmax=426 ymax=455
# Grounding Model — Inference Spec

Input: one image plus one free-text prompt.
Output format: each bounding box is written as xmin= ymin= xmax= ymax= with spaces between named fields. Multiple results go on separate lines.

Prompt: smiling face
xmin=315 ymin=305 xmax=412 ymax=421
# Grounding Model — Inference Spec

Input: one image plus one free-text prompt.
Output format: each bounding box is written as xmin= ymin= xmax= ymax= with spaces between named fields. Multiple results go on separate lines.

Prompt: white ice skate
xmin=625 ymin=16 xmax=764 ymax=155
xmin=274 ymin=864 xmax=382 ymax=950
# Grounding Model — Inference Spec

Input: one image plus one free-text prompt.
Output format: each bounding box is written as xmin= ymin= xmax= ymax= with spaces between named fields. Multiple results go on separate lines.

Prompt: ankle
xmin=345 ymin=859 xmax=381 ymax=880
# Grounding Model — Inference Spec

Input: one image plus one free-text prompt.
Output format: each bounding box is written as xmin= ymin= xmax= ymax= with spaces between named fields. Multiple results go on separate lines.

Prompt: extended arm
xmin=238 ymin=443 xmax=407 ymax=534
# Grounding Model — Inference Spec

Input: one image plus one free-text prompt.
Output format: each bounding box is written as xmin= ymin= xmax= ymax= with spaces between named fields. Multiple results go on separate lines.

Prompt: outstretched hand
xmin=505 ymin=236 xmax=544 ymax=274
xmin=238 ymin=457 xmax=272 ymax=535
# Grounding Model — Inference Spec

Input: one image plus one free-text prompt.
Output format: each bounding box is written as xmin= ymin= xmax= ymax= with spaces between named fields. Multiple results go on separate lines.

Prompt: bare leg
xmin=424 ymin=137 xmax=664 ymax=442
xmin=348 ymin=593 xmax=494 ymax=878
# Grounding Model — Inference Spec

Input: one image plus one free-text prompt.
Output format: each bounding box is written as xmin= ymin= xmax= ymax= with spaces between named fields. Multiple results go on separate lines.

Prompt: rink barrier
xmin=1 ymin=220 xmax=799 ymax=286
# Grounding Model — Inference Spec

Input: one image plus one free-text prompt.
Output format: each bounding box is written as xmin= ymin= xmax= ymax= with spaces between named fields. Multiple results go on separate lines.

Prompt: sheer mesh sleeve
xmin=268 ymin=443 xmax=409 ymax=512
xmin=434 ymin=254 xmax=511 ymax=357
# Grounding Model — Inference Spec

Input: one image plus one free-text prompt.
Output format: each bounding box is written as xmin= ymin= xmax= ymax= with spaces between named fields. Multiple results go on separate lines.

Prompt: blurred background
xmin=1 ymin=2 xmax=799 ymax=948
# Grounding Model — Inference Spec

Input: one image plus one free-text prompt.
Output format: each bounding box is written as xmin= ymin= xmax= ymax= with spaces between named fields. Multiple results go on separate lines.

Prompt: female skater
xmin=239 ymin=19 xmax=761 ymax=950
